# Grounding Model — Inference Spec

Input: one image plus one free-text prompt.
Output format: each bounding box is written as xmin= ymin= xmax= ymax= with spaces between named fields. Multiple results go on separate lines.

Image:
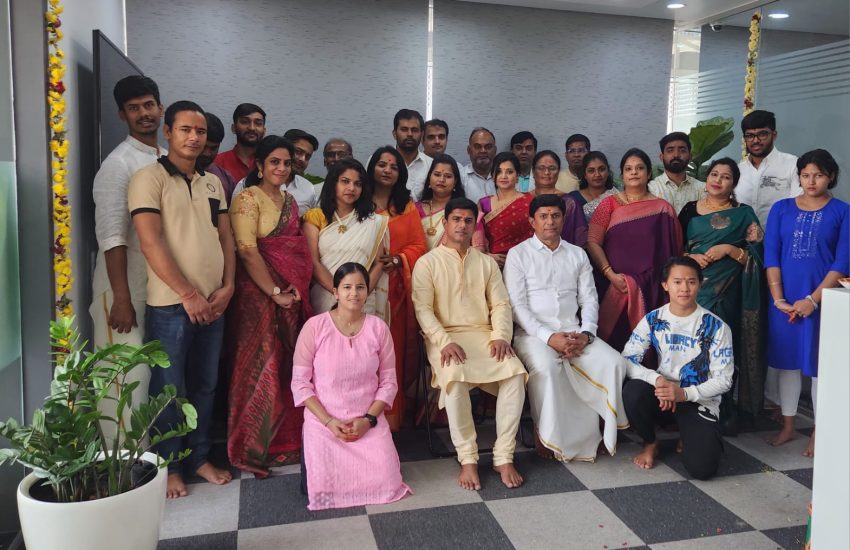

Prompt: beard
xmin=664 ymin=158 xmax=687 ymax=173
xmin=397 ymin=138 xmax=419 ymax=152
xmin=235 ymin=132 xmax=260 ymax=147
xmin=197 ymin=154 xmax=214 ymax=169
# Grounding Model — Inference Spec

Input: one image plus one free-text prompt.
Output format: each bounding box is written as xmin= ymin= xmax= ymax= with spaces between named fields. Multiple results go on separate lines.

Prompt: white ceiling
xmin=457 ymin=0 xmax=849 ymax=35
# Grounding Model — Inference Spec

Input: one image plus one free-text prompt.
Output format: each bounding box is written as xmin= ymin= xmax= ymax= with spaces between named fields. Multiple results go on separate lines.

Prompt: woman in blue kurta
xmin=764 ymin=149 xmax=849 ymax=458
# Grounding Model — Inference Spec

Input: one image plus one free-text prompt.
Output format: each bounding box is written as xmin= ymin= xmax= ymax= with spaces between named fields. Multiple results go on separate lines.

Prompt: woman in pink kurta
xmin=291 ymin=263 xmax=411 ymax=511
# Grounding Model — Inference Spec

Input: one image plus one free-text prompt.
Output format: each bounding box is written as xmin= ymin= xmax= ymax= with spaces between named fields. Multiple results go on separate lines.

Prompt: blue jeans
xmin=145 ymin=304 xmax=224 ymax=475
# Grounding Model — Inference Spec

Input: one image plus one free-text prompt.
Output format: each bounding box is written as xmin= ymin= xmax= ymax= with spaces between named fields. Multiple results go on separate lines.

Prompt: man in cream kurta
xmin=505 ymin=194 xmax=628 ymax=463
xmin=412 ymin=197 xmax=527 ymax=491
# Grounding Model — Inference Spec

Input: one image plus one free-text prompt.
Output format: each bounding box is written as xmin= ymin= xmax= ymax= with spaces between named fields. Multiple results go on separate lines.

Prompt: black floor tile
xmin=658 ymin=437 xmax=771 ymax=479
xmin=157 ymin=531 xmax=237 ymax=550
xmin=593 ymin=481 xmax=753 ymax=544
xmin=369 ymin=502 xmax=513 ymax=550
xmin=783 ymin=468 xmax=813 ymax=490
xmin=394 ymin=427 xmax=450 ymax=462
xmin=476 ymin=451 xmax=586 ymax=501
xmin=737 ymin=411 xmax=782 ymax=433
xmin=796 ymin=426 xmax=814 ymax=437
xmin=0 ymin=533 xmax=19 ymax=550
xmin=762 ymin=524 xmax=807 ymax=550
xmin=238 ymin=473 xmax=364 ymax=529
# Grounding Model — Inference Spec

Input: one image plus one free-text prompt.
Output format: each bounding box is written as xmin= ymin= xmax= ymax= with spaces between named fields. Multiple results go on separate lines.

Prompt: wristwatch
xmin=581 ymin=331 xmax=595 ymax=345
xmin=363 ymin=413 xmax=378 ymax=428
xmin=392 ymin=256 xmax=400 ymax=266
xmin=271 ymin=286 xmax=282 ymax=297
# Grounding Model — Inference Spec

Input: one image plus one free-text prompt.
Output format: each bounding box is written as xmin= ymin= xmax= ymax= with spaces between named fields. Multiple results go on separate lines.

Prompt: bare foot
xmin=802 ymin=429 xmax=815 ymax=458
xmin=535 ymin=431 xmax=555 ymax=460
xmin=767 ymin=417 xmax=796 ymax=447
xmin=457 ymin=463 xmax=481 ymax=491
xmin=633 ymin=442 xmax=659 ymax=470
xmin=493 ymin=463 xmax=524 ymax=488
xmin=166 ymin=473 xmax=188 ymax=499
xmin=676 ymin=439 xmax=683 ymax=454
xmin=195 ymin=462 xmax=233 ymax=485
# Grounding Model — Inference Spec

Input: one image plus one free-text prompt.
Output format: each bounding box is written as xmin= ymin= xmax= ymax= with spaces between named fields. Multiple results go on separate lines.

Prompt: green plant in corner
xmin=0 ymin=316 xmax=197 ymax=502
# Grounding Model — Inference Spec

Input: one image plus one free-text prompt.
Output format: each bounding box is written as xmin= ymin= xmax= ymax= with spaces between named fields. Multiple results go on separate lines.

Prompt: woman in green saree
xmin=678 ymin=157 xmax=766 ymax=432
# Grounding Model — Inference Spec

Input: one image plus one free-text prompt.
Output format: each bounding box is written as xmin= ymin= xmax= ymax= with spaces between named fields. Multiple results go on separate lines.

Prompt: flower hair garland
xmin=742 ymin=11 xmax=761 ymax=159
xmin=46 ymin=0 xmax=72 ymax=317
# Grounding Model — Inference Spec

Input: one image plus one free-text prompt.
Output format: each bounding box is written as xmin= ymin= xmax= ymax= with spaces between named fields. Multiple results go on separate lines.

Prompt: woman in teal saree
xmin=678 ymin=158 xmax=766 ymax=430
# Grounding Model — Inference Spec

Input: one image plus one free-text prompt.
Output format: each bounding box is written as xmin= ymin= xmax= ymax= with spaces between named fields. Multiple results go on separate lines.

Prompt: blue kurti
xmin=764 ymin=197 xmax=849 ymax=376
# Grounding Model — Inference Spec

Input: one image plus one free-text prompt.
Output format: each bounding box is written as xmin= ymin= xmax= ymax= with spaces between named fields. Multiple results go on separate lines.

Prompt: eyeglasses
xmin=567 ymin=148 xmax=588 ymax=155
xmin=534 ymin=166 xmax=559 ymax=173
xmin=743 ymin=130 xmax=772 ymax=142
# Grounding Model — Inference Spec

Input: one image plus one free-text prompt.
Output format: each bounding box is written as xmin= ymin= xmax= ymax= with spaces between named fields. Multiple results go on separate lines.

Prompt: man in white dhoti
xmin=413 ymin=197 xmax=528 ymax=490
xmin=504 ymin=193 xmax=629 ymax=462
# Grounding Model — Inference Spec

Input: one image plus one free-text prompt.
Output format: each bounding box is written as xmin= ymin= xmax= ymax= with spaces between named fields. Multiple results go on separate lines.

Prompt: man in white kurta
xmin=412 ymin=197 xmax=527 ymax=490
xmin=504 ymin=194 xmax=628 ymax=462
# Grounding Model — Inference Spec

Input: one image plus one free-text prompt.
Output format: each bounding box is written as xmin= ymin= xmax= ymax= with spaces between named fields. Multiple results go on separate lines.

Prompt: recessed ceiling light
xmin=768 ymin=12 xmax=790 ymax=19
xmin=667 ymin=3 xmax=686 ymax=8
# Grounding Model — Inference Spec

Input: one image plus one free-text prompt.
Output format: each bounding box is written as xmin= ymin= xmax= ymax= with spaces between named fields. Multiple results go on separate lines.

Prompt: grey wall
xmin=126 ymin=0 xmax=673 ymax=176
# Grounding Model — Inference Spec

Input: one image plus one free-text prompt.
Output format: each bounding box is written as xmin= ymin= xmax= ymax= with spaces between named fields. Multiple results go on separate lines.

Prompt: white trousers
xmin=767 ymin=366 xmax=819 ymax=419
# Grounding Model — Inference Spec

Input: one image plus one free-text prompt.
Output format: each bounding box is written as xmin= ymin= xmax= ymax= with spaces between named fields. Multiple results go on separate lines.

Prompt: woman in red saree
xmin=227 ymin=136 xmax=313 ymax=477
xmin=368 ymin=146 xmax=428 ymax=430
xmin=587 ymin=148 xmax=683 ymax=351
xmin=480 ymin=152 xmax=534 ymax=268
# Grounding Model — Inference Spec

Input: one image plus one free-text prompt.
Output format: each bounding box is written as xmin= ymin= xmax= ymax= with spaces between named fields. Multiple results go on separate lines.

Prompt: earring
xmin=258 ymin=169 xmax=263 ymax=179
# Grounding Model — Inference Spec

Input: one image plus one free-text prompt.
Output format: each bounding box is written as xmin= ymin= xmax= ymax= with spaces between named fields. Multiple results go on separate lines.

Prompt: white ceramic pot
xmin=16 ymin=452 xmax=167 ymax=550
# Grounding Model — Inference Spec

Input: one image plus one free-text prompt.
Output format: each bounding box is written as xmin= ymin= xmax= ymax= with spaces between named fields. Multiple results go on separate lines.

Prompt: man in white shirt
xmin=505 ymin=194 xmax=628 ymax=462
xmin=423 ymin=119 xmax=449 ymax=158
xmin=462 ymin=127 xmax=497 ymax=204
xmin=736 ymin=110 xmax=799 ymax=228
xmin=391 ymin=108 xmax=432 ymax=200
xmin=89 ymin=75 xmax=164 ymax=440
xmin=648 ymin=132 xmax=705 ymax=214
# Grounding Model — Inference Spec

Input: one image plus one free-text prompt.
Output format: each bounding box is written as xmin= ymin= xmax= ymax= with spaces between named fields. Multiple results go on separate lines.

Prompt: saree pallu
xmin=686 ymin=205 xmax=766 ymax=417
xmin=590 ymin=197 xmax=682 ymax=351
xmin=560 ymin=194 xmax=588 ymax=247
xmin=481 ymin=194 xmax=534 ymax=255
xmin=227 ymin=204 xmax=314 ymax=478
xmin=382 ymin=202 xmax=428 ymax=430
xmin=309 ymin=210 xmax=390 ymax=321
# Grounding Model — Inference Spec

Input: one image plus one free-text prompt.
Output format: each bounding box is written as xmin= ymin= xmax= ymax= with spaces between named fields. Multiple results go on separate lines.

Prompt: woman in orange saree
xmin=480 ymin=152 xmax=534 ymax=268
xmin=368 ymin=146 xmax=428 ymax=430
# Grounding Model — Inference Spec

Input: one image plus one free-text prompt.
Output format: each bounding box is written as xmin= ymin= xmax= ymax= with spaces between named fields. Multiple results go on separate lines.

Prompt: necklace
xmin=334 ymin=212 xmax=348 ymax=233
xmin=702 ymin=197 xmax=732 ymax=212
xmin=332 ymin=310 xmax=364 ymax=347
xmin=620 ymin=191 xmax=648 ymax=204
xmin=425 ymin=201 xmax=441 ymax=236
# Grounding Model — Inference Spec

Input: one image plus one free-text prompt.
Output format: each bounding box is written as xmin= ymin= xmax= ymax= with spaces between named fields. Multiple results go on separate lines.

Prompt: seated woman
xmin=764 ymin=149 xmax=849 ymax=457
xmin=586 ymin=148 xmax=682 ymax=351
xmin=292 ymin=262 xmax=412 ymax=510
xmin=368 ymin=146 xmax=428 ymax=430
xmin=227 ymin=136 xmax=313 ymax=477
xmin=678 ymin=157 xmax=765 ymax=432
xmin=416 ymin=154 xmax=486 ymax=251
xmin=480 ymin=152 xmax=534 ymax=268
xmin=302 ymin=158 xmax=389 ymax=320
xmin=622 ymin=256 xmax=733 ymax=480
xmin=530 ymin=149 xmax=587 ymax=247
xmin=569 ymin=151 xmax=618 ymax=222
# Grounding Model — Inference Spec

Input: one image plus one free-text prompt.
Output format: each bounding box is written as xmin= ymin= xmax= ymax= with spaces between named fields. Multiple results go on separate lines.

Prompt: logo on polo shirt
xmin=206 ymin=181 xmax=217 ymax=193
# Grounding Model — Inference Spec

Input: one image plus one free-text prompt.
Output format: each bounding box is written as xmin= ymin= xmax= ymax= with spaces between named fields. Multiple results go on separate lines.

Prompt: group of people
xmin=90 ymin=74 xmax=848 ymax=509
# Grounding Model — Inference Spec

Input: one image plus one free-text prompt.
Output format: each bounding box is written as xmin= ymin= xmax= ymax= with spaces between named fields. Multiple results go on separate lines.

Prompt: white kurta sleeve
xmin=576 ymin=251 xmax=599 ymax=335
xmin=504 ymin=247 xmax=554 ymax=344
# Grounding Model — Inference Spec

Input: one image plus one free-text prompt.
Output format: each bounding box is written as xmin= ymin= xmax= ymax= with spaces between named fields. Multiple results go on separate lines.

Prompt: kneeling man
xmin=505 ymin=194 xmax=628 ymax=462
xmin=413 ymin=198 xmax=527 ymax=490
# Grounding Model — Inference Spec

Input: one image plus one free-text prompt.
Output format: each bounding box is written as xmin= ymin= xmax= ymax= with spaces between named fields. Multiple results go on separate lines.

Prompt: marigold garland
xmin=742 ymin=11 xmax=761 ymax=159
xmin=46 ymin=0 xmax=72 ymax=317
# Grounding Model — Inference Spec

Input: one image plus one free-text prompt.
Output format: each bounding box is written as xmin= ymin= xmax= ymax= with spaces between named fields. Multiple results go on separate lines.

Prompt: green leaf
xmin=181 ymin=403 xmax=198 ymax=430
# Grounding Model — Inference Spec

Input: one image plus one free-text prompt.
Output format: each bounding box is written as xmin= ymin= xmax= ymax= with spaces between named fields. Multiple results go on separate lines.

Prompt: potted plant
xmin=0 ymin=317 xmax=197 ymax=550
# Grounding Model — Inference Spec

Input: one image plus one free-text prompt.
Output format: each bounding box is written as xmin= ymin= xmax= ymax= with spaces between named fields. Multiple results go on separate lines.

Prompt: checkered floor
xmin=158 ymin=414 xmax=813 ymax=550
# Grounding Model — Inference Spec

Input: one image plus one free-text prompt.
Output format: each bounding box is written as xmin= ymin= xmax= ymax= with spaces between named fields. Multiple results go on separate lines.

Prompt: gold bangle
xmin=736 ymin=248 xmax=746 ymax=262
xmin=769 ymin=281 xmax=782 ymax=286
xmin=601 ymin=265 xmax=612 ymax=275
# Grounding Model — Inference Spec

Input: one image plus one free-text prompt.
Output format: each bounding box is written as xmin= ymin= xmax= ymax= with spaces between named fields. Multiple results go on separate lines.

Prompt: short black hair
xmin=333 ymin=262 xmax=371 ymax=292
xmin=164 ymin=100 xmax=204 ymax=128
xmin=421 ymin=154 xmax=466 ymax=202
xmin=532 ymin=150 xmax=561 ymax=169
xmin=706 ymin=157 xmax=741 ymax=188
xmin=741 ymin=110 xmax=776 ymax=132
xmin=444 ymin=197 xmax=478 ymax=220
xmin=529 ymin=193 xmax=565 ymax=217
xmin=425 ymin=119 xmax=449 ymax=135
xmin=797 ymin=149 xmax=840 ymax=189
xmin=565 ymin=133 xmax=590 ymax=150
xmin=580 ymin=151 xmax=614 ymax=190
xmin=491 ymin=151 xmax=521 ymax=178
xmin=468 ymin=127 xmax=496 ymax=143
xmin=318 ymin=158 xmax=374 ymax=223
xmin=366 ymin=145 xmax=411 ymax=215
xmin=283 ymin=128 xmax=319 ymax=152
xmin=511 ymin=131 xmax=538 ymax=149
xmin=662 ymin=256 xmax=704 ymax=283
xmin=113 ymin=75 xmax=160 ymax=110
xmin=619 ymin=147 xmax=652 ymax=176
xmin=245 ymin=135 xmax=294 ymax=187
xmin=393 ymin=109 xmax=424 ymax=131
xmin=204 ymin=112 xmax=225 ymax=144
xmin=232 ymin=103 xmax=266 ymax=124
xmin=659 ymin=131 xmax=691 ymax=152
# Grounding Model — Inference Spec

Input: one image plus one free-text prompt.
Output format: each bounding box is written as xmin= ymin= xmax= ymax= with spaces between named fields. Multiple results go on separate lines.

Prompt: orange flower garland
xmin=46 ymin=0 xmax=72 ymax=317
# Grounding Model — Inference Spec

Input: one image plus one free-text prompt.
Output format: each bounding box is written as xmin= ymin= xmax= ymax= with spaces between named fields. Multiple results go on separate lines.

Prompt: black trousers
xmin=623 ymin=379 xmax=723 ymax=480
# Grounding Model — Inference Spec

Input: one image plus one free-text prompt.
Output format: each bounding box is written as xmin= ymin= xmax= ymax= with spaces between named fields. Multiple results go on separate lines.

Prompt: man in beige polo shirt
xmin=129 ymin=100 xmax=236 ymax=499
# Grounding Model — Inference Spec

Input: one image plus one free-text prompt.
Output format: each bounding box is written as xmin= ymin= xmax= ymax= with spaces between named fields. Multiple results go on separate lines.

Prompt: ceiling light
xmin=667 ymin=3 xmax=686 ymax=8
xmin=768 ymin=12 xmax=790 ymax=19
